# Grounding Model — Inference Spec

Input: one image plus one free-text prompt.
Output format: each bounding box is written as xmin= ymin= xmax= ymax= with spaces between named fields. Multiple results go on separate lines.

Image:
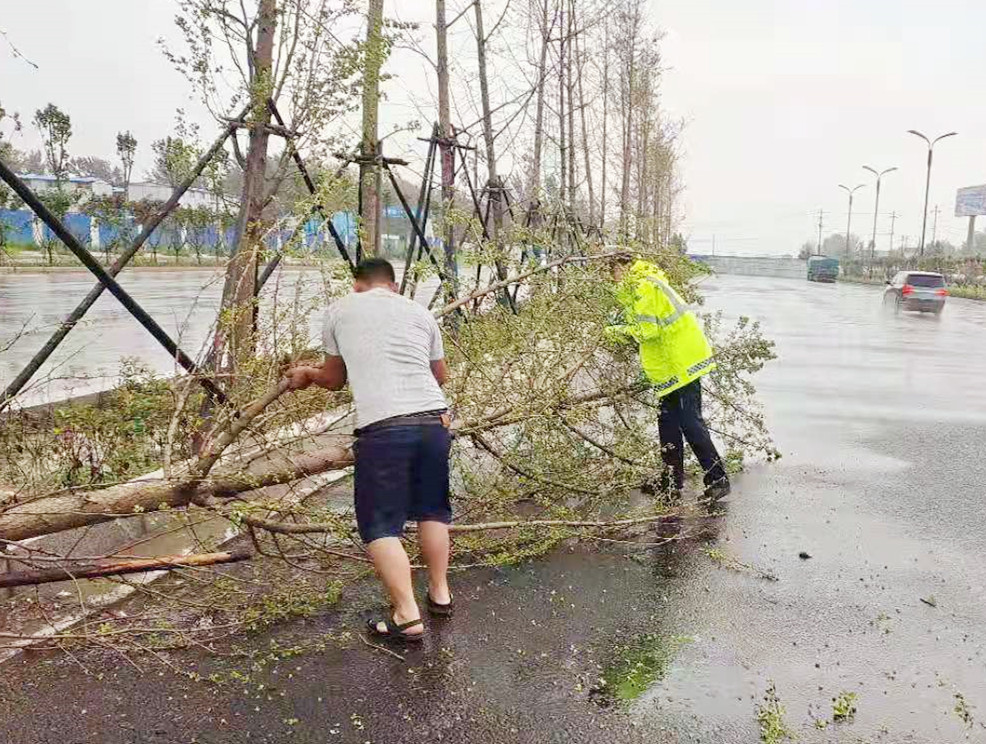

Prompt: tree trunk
xmin=474 ymin=0 xmax=508 ymax=286
xmin=435 ymin=0 xmax=457 ymax=290
xmin=600 ymin=23 xmax=609 ymax=228
xmin=575 ymin=22 xmax=596 ymax=226
xmin=618 ymin=43 xmax=635 ymax=239
xmin=359 ymin=0 xmax=385 ymax=257
xmin=218 ymin=0 xmax=276 ymax=368
xmin=566 ymin=0 xmax=576 ymax=218
xmin=635 ymin=113 xmax=649 ymax=240
xmin=528 ymin=0 xmax=551 ymax=205
xmin=558 ymin=0 xmax=567 ymax=218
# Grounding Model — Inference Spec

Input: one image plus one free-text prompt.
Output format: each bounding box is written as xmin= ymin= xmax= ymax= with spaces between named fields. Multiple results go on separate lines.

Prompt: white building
xmin=125 ymin=182 xmax=226 ymax=210
xmin=19 ymin=173 xmax=114 ymax=203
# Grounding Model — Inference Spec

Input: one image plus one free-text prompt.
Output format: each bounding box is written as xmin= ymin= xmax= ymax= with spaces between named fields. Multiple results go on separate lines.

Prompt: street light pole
xmin=862 ymin=165 xmax=897 ymax=268
xmin=838 ymin=183 xmax=865 ymax=261
xmin=907 ymin=129 xmax=957 ymax=256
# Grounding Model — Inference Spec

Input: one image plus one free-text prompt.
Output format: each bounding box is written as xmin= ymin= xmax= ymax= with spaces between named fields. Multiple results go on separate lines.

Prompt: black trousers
xmin=657 ymin=378 xmax=727 ymax=490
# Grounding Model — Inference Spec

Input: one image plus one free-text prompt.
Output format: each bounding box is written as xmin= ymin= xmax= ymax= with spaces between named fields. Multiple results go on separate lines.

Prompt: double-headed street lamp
xmin=907 ymin=129 xmax=957 ymax=255
xmin=838 ymin=183 xmax=865 ymax=259
xmin=862 ymin=165 xmax=897 ymax=264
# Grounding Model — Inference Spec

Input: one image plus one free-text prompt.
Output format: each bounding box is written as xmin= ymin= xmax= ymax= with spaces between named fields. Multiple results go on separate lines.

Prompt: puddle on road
xmin=593 ymin=632 xmax=693 ymax=704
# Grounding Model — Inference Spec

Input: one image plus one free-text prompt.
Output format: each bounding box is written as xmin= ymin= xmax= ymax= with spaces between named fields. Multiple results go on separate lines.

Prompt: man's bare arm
xmin=430 ymin=359 xmax=448 ymax=387
xmin=286 ymin=356 xmax=347 ymax=391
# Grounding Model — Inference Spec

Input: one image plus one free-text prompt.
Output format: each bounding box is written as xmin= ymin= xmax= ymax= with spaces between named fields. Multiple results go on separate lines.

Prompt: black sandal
xmin=365 ymin=615 xmax=425 ymax=642
xmin=427 ymin=593 xmax=453 ymax=617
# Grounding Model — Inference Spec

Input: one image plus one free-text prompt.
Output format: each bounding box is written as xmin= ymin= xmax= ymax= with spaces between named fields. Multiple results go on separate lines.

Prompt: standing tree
xmin=69 ymin=156 xmax=121 ymax=184
xmin=219 ymin=0 xmax=277 ymax=366
xmin=165 ymin=0 xmax=361 ymax=374
xmin=116 ymin=131 xmax=138 ymax=199
xmin=0 ymin=100 xmax=22 ymax=163
xmin=150 ymin=135 xmax=200 ymax=188
xmin=0 ymin=101 xmax=22 ymax=215
xmin=33 ymin=103 xmax=72 ymax=184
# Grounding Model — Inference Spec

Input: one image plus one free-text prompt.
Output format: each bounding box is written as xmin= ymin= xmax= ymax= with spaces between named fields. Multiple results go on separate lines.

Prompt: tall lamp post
xmin=838 ymin=183 xmax=865 ymax=260
xmin=907 ymin=129 xmax=957 ymax=256
xmin=862 ymin=165 xmax=897 ymax=270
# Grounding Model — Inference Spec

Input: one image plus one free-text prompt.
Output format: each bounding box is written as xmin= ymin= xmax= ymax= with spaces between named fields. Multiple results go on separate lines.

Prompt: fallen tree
xmin=0 ymin=248 xmax=775 ymax=612
xmin=0 ymin=254 xmax=623 ymax=543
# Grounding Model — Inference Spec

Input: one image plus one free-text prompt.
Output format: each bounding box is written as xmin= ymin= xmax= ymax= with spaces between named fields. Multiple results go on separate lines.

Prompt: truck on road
xmin=807 ymin=255 xmax=839 ymax=283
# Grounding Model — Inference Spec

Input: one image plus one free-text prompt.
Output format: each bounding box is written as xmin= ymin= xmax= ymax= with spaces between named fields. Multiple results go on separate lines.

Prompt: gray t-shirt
xmin=322 ymin=287 xmax=447 ymax=428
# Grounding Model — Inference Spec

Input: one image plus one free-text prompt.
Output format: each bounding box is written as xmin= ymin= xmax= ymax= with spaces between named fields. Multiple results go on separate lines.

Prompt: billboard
xmin=955 ymin=184 xmax=986 ymax=217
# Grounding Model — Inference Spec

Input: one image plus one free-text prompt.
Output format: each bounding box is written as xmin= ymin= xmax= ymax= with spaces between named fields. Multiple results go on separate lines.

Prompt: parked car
xmin=883 ymin=271 xmax=947 ymax=315
xmin=807 ymin=255 xmax=839 ymax=282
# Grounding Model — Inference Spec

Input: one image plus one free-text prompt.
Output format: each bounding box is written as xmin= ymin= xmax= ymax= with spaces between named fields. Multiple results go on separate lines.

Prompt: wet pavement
xmin=3 ymin=275 xmax=986 ymax=742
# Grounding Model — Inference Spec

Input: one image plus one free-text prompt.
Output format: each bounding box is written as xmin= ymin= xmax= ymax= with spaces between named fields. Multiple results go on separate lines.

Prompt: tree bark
xmin=359 ymin=0 xmax=385 ymax=257
xmin=218 ymin=0 xmax=276 ymax=367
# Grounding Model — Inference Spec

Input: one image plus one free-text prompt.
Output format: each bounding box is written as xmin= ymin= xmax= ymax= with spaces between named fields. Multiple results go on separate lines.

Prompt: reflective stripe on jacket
xmin=612 ymin=260 xmax=715 ymax=396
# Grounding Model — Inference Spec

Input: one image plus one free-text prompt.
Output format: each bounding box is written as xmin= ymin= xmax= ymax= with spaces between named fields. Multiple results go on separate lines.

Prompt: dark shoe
xmin=365 ymin=614 xmax=425 ymax=642
xmin=703 ymin=478 xmax=731 ymax=503
xmin=426 ymin=593 xmax=453 ymax=617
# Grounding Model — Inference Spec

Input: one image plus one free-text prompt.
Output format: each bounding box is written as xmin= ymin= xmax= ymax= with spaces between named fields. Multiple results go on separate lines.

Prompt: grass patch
xmin=832 ymin=690 xmax=858 ymax=721
xmin=949 ymin=285 xmax=986 ymax=301
xmin=954 ymin=691 xmax=975 ymax=728
xmin=756 ymin=681 xmax=794 ymax=743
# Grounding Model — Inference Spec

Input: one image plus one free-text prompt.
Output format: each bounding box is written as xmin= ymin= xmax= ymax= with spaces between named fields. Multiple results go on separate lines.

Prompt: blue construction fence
xmin=0 ymin=209 xmax=361 ymax=255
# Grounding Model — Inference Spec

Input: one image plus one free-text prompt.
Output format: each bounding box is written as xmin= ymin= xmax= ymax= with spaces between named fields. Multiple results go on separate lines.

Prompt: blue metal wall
xmin=0 ymin=209 xmax=358 ymax=255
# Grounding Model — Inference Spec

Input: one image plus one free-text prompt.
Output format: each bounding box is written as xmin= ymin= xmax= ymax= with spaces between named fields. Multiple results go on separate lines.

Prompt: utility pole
xmin=889 ymin=210 xmax=897 ymax=256
xmin=931 ymin=204 xmax=940 ymax=248
xmin=817 ymin=209 xmax=824 ymax=255
xmin=712 ymin=233 xmax=716 ymax=256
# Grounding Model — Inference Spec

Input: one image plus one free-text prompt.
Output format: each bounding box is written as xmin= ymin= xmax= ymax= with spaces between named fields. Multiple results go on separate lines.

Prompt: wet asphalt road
xmin=3 ymin=274 xmax=986 ymax=743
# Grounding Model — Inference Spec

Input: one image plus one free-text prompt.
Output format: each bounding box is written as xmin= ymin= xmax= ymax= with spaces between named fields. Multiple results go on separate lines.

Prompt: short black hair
xmin=354 ymin=257 xmax=396 ymax=284
xmin=608 ymin=251 xmax=634 ymax=267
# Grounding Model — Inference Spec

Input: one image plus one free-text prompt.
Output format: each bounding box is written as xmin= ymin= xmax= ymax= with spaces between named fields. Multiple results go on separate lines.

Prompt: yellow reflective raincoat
xmin=610 ymin=260 xmax=715 ymax=396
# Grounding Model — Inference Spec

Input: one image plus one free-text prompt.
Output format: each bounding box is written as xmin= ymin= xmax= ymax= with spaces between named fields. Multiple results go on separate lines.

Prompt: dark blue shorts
xmin=353 ymin=422 xmax=452 ymax=543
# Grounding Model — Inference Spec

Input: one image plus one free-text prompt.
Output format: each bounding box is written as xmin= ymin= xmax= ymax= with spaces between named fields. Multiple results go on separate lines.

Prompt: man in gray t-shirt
xmin=321 ymin=273 xmax=447 ymax=429
xmin=286 ymin=258 xmax=453 ymax=642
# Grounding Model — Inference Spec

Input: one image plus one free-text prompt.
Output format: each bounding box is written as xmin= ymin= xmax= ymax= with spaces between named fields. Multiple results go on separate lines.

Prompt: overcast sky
xmin=3 ymin=0 xmax=986 ymax=256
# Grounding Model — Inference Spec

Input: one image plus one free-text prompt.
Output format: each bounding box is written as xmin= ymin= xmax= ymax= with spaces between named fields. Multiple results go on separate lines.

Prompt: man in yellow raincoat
xmin=609 ymin=254 xmax=730 ymax=501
